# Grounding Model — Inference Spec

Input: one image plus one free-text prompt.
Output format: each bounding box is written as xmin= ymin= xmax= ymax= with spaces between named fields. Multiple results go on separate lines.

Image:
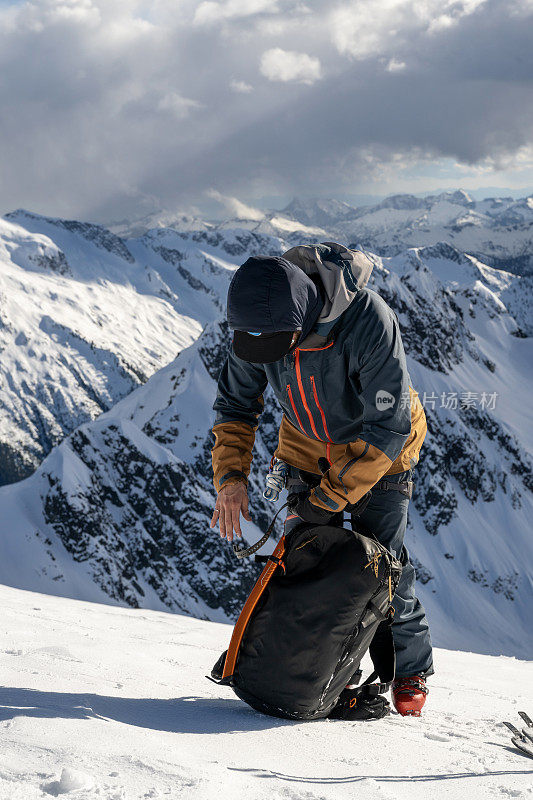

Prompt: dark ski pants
xmin=284 ymin=467 xmax=434 ymax=679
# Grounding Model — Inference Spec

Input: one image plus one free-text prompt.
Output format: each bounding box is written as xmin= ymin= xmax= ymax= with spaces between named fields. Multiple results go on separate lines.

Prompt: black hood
xmin=227 ymin=255 xmax=324 ymax=343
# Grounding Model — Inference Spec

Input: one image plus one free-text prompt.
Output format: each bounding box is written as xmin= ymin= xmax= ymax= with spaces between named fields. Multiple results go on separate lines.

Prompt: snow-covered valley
xmin=1 ymin=583 xmax=532 ymax=800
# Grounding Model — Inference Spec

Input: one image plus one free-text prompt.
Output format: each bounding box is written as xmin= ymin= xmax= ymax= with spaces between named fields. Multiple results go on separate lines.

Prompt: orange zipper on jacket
xmin=310 ymin=375 xmax=333 ymax=443
xmin=288 ymin=352 xmax=334 ymax=463
xmin=295 ymin=350 xmax=321 ymax=439
xmin=286 ymin=384 xmax=305 ymax=433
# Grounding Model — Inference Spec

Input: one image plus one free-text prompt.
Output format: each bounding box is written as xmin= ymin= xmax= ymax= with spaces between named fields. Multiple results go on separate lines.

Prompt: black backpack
xmin=210 ymin=510 xmax=402 ymax=721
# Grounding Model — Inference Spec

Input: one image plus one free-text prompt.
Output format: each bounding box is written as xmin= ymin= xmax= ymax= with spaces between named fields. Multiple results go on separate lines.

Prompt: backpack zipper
xmin=317 ymin=559 xmax=391 ymax=709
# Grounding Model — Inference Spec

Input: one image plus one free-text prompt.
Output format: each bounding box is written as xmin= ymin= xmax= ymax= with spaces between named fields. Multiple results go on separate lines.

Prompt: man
xmin=210 ymin=242 xmax=433 ymax=716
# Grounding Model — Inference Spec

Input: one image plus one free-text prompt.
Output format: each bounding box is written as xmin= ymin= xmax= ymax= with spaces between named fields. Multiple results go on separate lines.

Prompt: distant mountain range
xmin=282 ymin=191 xmax=533 ymax=276
xmin=110 ymin=189 xmax=533 ymax=276
xmin=0 ymin=203 xmax=531 ymax=657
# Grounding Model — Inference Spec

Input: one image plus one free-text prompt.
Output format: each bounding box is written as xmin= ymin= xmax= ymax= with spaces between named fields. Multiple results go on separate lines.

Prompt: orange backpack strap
xmin=222 ymin=536 xmax=286 ymax=680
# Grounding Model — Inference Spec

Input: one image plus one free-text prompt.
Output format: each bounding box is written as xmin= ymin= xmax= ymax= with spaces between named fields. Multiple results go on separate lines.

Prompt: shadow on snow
xmin=1 ymin=686 xmax=531 ymax=781
xmin=0 ymin=686 xmax=290 ymax=734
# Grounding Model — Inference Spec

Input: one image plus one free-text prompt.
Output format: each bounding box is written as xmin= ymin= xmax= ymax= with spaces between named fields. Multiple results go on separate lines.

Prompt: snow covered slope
xmin=0 ymin=210 xmax=284 ymax=484
xmin=0 ymin=583 xmax=532 ymax=800
xmin=0 ymin=319 xmax=280 ymax=622
xmin=0 ymin=237 xmax=531 ymax=658
xmin=281 ymin=190 xmax=533 ymax=276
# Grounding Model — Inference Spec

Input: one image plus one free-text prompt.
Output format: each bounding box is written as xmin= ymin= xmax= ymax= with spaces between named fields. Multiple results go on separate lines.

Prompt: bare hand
xmin=210 ymin=482 xmax=251 ymax=542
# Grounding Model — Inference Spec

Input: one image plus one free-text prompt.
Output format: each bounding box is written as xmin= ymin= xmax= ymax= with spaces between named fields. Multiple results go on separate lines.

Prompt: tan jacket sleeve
xmin=211 ymin=421 xmax=258 ymax=493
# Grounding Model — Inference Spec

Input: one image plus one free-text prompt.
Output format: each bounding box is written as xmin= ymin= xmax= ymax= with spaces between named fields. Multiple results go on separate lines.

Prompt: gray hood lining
xmin=282 ymin=242 xmax=374 ymax=325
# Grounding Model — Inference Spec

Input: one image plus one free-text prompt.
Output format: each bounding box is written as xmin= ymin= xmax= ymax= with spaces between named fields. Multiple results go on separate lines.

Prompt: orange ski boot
xmin=392 ymin=675 xmax=428 ymax=717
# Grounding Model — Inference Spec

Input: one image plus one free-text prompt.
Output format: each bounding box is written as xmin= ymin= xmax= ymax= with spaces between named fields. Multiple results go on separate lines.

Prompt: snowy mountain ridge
xmin=0 ymin=209 xmax=531 ymax=658
xmin=0 ymin=210 xmax=286 ymax=484
xmin=281 ymin=190 xmax=533 ymax=276
xmin=118 ymin=189 xmax=533 ymax=275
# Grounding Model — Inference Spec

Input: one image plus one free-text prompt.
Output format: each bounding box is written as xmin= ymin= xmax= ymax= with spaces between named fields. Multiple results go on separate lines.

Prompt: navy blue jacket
xmin=214 ymin=288 xmax=411 ymax=460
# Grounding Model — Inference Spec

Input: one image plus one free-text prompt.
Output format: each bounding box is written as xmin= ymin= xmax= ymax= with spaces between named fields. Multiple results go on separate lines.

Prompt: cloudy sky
xmin=1 ymin=0 xmax=532 ymax=221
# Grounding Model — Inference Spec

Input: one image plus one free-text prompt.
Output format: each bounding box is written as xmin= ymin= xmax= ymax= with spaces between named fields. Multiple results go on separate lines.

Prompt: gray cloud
xmin=0 ymin=0 xmax=532 ymax=220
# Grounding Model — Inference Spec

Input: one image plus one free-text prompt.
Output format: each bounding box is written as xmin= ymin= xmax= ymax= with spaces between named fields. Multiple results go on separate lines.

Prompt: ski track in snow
xmin=0 ymin=585 xmax=531 ymax=800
